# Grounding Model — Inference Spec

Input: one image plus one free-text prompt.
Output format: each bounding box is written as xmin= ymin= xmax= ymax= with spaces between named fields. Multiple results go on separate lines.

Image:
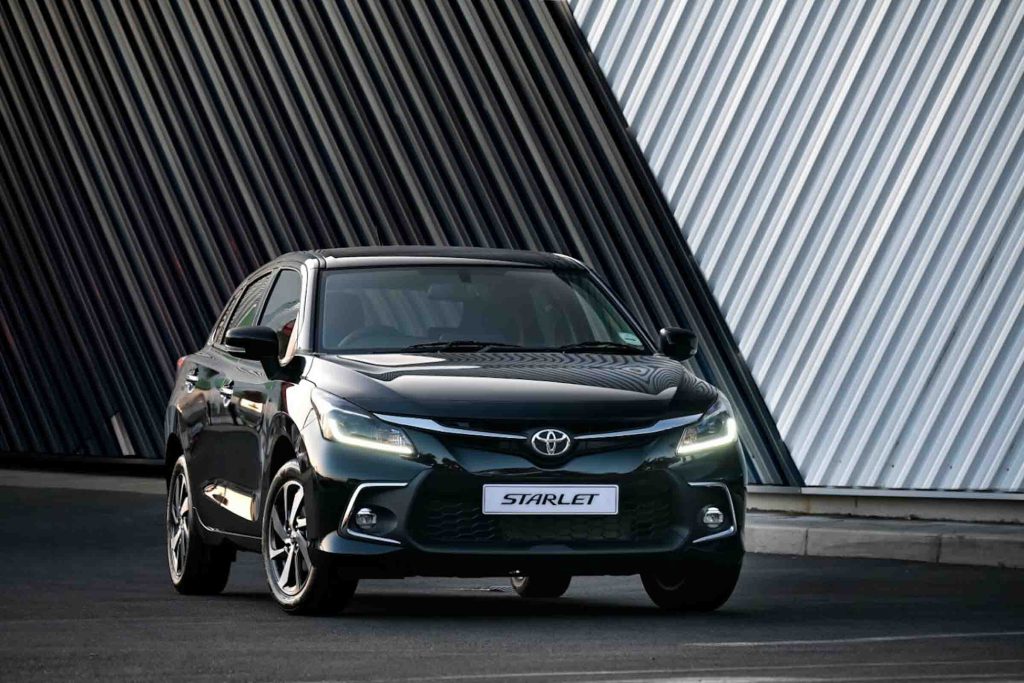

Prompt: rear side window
xmin=259 ymin=270 xmax=302 ymax=357
xmin=226 ymin=273 xmax=271 ymax=333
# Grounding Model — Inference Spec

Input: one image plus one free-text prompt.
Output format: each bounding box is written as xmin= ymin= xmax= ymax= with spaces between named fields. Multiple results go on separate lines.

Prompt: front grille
xmin=433 ymin=417 xmax=660 ymax=461
xmin=439 ymin=432 xmax=656 ymax=460
xmin=410 ymin=476 xmax=675 ymax=546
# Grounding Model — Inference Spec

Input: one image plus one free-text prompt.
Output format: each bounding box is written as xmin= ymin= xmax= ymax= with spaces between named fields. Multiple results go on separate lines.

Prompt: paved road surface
xmin=1 ymin=484 xmax=1022 ymax=681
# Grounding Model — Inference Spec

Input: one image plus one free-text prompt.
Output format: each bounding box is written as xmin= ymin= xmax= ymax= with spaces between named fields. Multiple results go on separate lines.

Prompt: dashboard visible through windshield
xmin=317 ymin=266 xmax=649 ymax=354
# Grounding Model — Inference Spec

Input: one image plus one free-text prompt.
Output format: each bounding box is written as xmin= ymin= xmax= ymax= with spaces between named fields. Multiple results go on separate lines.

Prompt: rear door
xmin=194 ymin=271 xmax=273 ymax=536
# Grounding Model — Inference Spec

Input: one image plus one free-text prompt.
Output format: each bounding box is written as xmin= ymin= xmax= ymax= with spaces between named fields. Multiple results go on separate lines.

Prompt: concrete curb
xmin=748 ymin=487 xmax=1024 ymax=524
xmin=0 ymin=468 xmax=165 ymax=496
xmin=747 ymin=513 xmax=1024 ymax=569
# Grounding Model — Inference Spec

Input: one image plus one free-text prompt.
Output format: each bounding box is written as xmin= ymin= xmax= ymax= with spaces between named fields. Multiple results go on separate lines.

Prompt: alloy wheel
xmin=267 ymin=480 xmax=311 ymax=595
xmin=167 ymin=471 xmax=191 ymax=580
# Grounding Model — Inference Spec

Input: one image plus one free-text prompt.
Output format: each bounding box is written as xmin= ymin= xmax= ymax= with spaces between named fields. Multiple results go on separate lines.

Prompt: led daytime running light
xmin=675 ymin=416 xmax=738 ymax=456
xmin=331 ymin=430 xmax=414 ymax=455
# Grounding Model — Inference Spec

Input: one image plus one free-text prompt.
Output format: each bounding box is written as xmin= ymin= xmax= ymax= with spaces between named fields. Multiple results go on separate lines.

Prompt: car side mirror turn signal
xmin=659 ymin=327 xmax=698 ymax=361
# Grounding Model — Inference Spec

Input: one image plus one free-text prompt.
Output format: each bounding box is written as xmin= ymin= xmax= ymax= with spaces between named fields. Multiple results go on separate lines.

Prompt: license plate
xmin=482 ymin=485 xmax=618 ymax=515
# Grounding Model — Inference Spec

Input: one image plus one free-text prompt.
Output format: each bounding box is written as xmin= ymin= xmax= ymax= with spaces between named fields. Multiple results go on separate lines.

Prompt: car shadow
xmin=216 ymin=586 xmax=757 ymax=621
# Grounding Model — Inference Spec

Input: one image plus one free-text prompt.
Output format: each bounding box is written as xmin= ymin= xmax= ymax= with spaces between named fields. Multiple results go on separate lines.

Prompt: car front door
xmin=195 ymin=271 xmax=273 ymax=536
xmin=230 ymin=267 xmax=303 ymax=527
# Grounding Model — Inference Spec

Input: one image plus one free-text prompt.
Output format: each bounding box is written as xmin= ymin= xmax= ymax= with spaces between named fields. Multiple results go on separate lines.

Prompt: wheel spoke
xmin=179 ymin=496 xmax=190 ymax=519
xmin=268 ymin=545 xmax=286 ymax=559
xmin=170 ymin=479 xmax=181 ymax=524
xmin=176 ymin=478 xmax=186 ymax=514
xmin=295 ymin=532 xmax=312 ymax=567
xmin=295 ymin=516 xmax=307 ymax=529
xmin=288 ymin=486 xmax=303 ymax=527
xmin=171 ymin=528 xmax=183 ymax=575
xmin=271 ymin=508 xmax=287 ymax=540
xmin=278 ymin=548 xmax=294 ymax=589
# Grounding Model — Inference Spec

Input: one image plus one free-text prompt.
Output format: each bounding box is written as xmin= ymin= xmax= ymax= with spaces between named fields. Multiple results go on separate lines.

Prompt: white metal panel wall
xmin=573 ymin=0 xmax=1024 ymax=492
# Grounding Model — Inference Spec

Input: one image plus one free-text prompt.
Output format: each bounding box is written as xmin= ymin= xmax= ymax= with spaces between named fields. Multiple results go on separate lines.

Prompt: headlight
xmin=676 ymin=399 xmax=738 ymax=457
xmin=311 ymin=389 xmax=414 ymax=455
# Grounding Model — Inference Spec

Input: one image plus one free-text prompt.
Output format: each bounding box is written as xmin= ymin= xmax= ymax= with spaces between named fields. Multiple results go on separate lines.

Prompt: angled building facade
xmin=574 ymin=0 xmax=1024 ymax=493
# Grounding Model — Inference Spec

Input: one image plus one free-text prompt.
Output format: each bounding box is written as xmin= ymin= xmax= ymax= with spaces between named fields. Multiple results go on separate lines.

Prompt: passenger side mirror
xmin=659 ymin=327 xmax=698 ymax=360
xmin=225 ymin=326 xmax=279 ymax=360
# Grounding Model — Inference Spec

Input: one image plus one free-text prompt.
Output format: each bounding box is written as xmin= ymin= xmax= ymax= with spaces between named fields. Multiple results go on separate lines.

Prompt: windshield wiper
xmin=401 ymin=340 xmax=523 ymax=353
xmin=554 ymin=340 xmax=647 ymax=354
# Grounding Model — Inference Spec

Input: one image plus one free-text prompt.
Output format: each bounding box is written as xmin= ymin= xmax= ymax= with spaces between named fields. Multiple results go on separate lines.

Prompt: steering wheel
xmin=337 ymin=325 xmax=401 ymax=348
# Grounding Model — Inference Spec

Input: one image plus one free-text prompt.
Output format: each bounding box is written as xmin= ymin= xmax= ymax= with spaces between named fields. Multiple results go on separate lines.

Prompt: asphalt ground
xmin=1 ymin=483 xmax=1023 ymax=682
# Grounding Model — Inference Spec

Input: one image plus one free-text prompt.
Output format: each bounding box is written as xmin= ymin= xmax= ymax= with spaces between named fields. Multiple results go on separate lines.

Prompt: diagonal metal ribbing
xmin=0 ymin=1 xmax=796 ymax=484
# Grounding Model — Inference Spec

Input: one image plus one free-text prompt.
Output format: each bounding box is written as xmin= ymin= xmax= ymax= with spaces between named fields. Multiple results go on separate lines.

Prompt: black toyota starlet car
xmin=164 ymin=247 xmax=744 ymax=614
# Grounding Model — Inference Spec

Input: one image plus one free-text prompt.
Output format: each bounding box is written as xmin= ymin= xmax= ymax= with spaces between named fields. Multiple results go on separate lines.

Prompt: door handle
xmin=185 ymin=368 xmax=199 ymax=393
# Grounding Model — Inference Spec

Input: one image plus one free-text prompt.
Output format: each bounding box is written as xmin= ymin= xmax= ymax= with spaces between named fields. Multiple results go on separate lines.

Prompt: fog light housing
xmin=354 ymin=507 xmax=378 ymax=531
xmin=702 ymin=505 xmax=725 ymax=529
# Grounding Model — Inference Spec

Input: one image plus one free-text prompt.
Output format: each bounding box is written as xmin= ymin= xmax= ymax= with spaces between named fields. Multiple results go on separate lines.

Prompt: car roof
xmin=270 ymin=246 xmax=586 ymax=270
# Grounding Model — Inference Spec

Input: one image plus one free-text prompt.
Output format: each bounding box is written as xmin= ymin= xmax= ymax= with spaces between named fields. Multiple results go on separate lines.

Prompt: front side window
xmin=259 ymin=270 xmax=302 ymax=357
xmin=317 ymin=266 xmax=647 ymax=353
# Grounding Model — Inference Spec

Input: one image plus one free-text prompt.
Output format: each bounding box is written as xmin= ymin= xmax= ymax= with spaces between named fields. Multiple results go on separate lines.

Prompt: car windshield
xmin=317 ymin=266 xmax=649 ymax=354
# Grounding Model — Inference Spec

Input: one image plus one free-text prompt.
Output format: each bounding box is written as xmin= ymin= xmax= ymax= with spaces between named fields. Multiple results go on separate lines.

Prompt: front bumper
xmin=319 ymin=535 xmax=743 ymax=579
xmin=300 ymin=416 xmax=745 ymax=578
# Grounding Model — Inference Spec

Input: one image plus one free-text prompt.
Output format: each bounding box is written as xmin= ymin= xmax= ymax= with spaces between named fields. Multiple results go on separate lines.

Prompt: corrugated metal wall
xmin=0 ymin=0 xmax=796 ymax=483
xmin=574 ymin=0 xmax=1024 ymax=492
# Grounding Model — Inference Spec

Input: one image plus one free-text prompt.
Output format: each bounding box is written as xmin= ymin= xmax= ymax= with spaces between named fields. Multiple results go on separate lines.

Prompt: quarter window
xmin=208 ymin=288 xmax=242 ymax=345
xmin=226 ymin=273 xmax=272 ymax=334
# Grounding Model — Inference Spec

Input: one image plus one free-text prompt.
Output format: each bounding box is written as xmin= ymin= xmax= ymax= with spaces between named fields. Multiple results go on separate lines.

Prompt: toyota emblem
xmin=530 ymin=429 xmax=572 ymax=457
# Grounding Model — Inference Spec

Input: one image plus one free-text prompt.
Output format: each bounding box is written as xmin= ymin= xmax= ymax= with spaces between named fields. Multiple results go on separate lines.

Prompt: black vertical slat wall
xmin=0 ymin=0 xmax=798 ymax=485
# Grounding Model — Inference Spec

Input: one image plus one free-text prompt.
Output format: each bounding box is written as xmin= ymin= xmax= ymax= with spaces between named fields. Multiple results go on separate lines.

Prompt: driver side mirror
xmin=659 ymin=327 xmax=698 ymax=360
xmin=225 ymin=326 xmax=279 ymax=360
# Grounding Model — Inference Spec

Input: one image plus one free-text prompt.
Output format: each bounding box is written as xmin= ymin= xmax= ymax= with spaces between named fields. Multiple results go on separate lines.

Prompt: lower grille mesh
xmin=411 ymin=478 xmax=674 ymax=545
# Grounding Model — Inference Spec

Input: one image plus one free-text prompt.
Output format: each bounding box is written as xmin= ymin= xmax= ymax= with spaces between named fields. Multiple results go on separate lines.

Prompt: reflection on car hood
xmin=307 ymin=352 xmax=718 ymax=421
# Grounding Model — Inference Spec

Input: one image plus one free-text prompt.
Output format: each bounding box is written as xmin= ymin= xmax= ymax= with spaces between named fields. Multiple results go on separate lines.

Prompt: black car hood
xmin=307 ymin=352 xmax=718 ymax=421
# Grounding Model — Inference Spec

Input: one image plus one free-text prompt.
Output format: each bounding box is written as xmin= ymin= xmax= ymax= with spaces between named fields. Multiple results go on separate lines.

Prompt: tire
xmin=262 ymin=460 xmax=357 ymax=615
xmin=641 ymin=560 xmax=741 ymax=612
xmin=511 ymin=574 xmax=572 ymax=598
xmin=166 ymin=457 xmax=233 ymax=595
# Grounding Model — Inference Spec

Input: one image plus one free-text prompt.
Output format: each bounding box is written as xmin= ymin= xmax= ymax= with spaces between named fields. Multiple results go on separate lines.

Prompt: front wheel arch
xmin=260 ymin=417 xmax=314 ymax=536
xmin=264 ymin=414 xmax=307 ymax=491
xmin=165 ymin=435 xmax=183 ymax=487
